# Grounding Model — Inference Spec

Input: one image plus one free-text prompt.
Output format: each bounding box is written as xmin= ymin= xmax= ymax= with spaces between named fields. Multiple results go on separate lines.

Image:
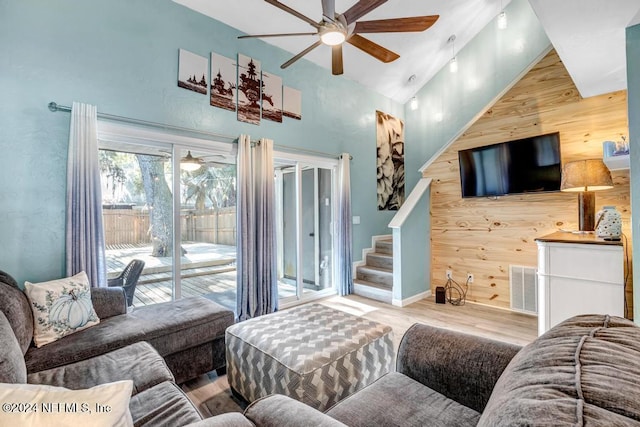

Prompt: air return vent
xmin=510 ymin=265 xmax=537 ymax=315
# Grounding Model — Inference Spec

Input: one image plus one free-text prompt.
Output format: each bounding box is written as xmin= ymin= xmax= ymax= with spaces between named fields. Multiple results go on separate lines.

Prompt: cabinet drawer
xmin=546 ymin=244 xmax=623 ymax=283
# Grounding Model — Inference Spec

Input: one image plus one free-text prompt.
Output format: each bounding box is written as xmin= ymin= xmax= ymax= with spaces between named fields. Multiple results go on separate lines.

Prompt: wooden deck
xmin=106 ymin=242 xmax=299 ymax=311
xmin=133 ymin=269 xmax=238 ymax=309
xmin=107 ymin=242 xmax=238 ymax=311
xmin=106 ymin=242 xmax=237 ymax=276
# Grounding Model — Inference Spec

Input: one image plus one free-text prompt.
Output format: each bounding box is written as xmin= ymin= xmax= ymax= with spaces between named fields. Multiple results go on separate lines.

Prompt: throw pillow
xmin=0 ymin=380 xmax=134 ymax=427
xmin=24 ymin=272 xmax=100 ymax=347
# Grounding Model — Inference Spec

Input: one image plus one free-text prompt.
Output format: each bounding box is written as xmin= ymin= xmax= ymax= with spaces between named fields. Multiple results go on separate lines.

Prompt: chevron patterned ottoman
xmin=226 ymin=303 xmax=394 ymax=411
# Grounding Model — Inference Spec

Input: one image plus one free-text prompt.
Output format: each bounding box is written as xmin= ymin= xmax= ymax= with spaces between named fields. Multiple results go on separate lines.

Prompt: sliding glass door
xmin=99 ymin=142 xmax=177 ymax=306
xmin=98 ymin=123 xmax=237 ymax=309
xmin=176 ymin=147 xmax=237 ymax=310
xmin=275 ymin=154 xmax=337 ymax=305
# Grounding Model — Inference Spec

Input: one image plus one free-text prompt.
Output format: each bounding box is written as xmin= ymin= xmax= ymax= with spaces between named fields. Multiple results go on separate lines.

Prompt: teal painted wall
xmin=627 ymin=23 xmax=640 ymax=323
xmin=0 ymin=0 xmax=402 ymax=285
xmin=395 ymin=0 xmax=550 ymax=301
xmin=393 ymin=187 xmax=430 ymax=301
xmin=403 ymin=0 xmax=550 ymax=192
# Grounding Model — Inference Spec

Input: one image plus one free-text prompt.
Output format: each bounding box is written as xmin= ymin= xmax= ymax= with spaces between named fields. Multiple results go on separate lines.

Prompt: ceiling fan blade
xmin=281 ymin=40 xmax=323 ymax=69
xmin=354 ymin=15 xmax=440 ymax=33
xmin=238 ymin=32 xmax=317 ymax=39
xmin=322 ymin=0 xmax=335 ymax=21
xmin=332 ymin=44 xmax=343 ymax=75
xmin=343 ymin=0 xmax=388 ymax=25
xmin=265 ymin=0 xmax=321 ymax=28
xmin=347 ymin=34 xmax=399 ymax=63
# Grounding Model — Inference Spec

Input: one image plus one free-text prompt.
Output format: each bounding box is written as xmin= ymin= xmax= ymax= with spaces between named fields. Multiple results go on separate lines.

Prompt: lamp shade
xmin=560 ymin=159 xmax=613 ymax=193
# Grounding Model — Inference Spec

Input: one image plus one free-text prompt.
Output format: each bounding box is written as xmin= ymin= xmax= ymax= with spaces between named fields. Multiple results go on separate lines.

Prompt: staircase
xmin=353 ymin=236 xmax=393 ymax=303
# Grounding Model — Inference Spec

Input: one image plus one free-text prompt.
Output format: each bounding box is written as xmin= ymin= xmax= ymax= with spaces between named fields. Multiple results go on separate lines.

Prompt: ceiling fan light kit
xmin=180 ymin=151 xmax=203 ymax=171
xmin=239 ymin=0 xmax=439 ymax=75
xmin=319 ymin=23 xmax=346 ymax=46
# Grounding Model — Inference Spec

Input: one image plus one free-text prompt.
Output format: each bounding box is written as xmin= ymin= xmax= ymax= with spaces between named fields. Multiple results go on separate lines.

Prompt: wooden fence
xmin=103 ymin=207 xmax=236 ymax=246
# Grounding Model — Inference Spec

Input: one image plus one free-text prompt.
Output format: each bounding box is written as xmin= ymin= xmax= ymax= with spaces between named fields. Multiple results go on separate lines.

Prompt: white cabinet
xmin=536 ymin=232 xmax=624 ymax=336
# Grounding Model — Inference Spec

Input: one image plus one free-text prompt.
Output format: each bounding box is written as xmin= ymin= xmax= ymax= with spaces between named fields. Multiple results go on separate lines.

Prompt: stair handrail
xmin=388 ymin=178 xmax=432 ymax=229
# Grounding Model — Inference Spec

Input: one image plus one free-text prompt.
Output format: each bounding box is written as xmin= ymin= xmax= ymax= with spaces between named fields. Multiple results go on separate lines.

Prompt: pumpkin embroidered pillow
xmin=24 ymin=271 xmax=100 ymax=347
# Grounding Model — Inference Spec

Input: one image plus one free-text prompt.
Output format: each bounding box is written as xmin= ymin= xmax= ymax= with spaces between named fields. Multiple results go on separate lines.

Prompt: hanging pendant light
xmin=448 ymin=35 xmax=458 ymax=73
xmin=497 ymin=0 xmax=507 ymax=29
xmin=180 ymin=151 xmax=203 ymax=171
xmin=409 ymin=96 xmax=419 ymax=111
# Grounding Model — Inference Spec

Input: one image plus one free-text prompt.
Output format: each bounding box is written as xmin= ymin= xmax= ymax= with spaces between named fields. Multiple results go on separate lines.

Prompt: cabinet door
xmin=548 ymin=276 xmax=624 ymax=328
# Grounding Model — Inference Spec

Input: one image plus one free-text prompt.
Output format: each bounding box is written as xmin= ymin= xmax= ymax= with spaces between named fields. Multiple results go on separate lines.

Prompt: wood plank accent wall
xmin=423 ymin=50 xmax=633 ymax=315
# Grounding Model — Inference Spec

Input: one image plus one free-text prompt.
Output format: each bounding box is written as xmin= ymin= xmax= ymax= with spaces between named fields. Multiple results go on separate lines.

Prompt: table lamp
xmin=560 ymin=159 xmax=613 ymax=232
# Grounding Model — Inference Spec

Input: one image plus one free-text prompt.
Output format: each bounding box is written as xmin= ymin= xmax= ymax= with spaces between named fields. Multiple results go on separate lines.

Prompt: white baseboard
xmin=392 ymin=290 xmax=432 ymax=307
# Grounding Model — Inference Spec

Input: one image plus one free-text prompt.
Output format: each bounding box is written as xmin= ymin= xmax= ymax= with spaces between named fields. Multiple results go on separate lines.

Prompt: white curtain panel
xmin=66 ymin=102 xmax=107 ymax=287
xmin=336 ymin=153 xmax=353 ymax=295
xmin=236 ymin=135 xmax=278 ymax=321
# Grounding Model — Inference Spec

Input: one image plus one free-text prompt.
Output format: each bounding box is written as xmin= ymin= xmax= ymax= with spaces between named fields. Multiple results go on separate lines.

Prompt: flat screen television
xmin=458 ymin=132 xmax=562 ymax=198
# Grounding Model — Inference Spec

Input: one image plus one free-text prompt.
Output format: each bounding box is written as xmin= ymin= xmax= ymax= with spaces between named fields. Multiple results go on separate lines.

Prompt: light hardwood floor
xmin=182 ymin=294 xmax=537 ymax=418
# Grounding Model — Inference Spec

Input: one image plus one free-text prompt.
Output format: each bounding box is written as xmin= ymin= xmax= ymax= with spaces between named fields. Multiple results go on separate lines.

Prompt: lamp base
xmin=578 ymin=192 xmax=595 ymax=232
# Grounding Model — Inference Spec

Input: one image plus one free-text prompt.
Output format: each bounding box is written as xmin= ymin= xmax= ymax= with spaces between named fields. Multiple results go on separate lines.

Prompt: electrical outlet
xmin=467 ymin=273 xmax=474 ymax=283
xmin=446 ymin=270 xmax=453 ymax=280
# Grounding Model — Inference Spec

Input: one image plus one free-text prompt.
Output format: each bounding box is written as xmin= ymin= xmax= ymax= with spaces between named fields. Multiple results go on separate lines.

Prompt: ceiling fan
xmin=238 ymin=0 xmax=439 ymax=75
xmin=175 ymin=151 xmax=230 ymax=171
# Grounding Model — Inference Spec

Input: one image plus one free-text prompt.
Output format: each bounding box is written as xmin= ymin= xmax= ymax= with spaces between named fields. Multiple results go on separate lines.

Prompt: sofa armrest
xmin=244 ymin=395 xmax=347 ymax=427
xmin=397 ymin=323 xmax=522 ymax=413
xmin=27 ymin=341 xmax=173 ymax=395
xmin=91 ymin=287 xmax=127 ymax=318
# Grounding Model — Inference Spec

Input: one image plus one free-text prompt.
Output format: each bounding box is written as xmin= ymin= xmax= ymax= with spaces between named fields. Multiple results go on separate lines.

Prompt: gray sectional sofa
xmin=196 ymin=314 xmax=640 ymax=426
xmin=0 ymin=272 xmax=234 ymax=384
xmin=0 ymin=271 xmax=235 ymax=426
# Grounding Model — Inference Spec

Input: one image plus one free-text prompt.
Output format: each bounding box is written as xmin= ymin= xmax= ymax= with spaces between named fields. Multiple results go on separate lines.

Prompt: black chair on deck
xmin=108 ymin=259 xmax=145 ymax=307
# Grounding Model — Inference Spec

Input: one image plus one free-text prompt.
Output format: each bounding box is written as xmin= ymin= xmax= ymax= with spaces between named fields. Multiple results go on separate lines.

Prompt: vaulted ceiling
xmin=175 ymin=0 xmax=640 ymax=103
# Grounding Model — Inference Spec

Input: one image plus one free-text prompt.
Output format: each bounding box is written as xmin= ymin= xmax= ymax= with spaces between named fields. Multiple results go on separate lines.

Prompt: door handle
xmin=309 ymin=232 xmax=315 ymax=237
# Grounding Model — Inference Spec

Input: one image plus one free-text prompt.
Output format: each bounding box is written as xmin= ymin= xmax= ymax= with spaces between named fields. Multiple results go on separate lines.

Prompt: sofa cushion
xmin=25 ymin=296 xmax=234 ymax=373
xmin=0 ymin=311 xmax=27 ymax=383
xmin=246 ymin=394 xmax=347 ymax=427
xmin=27 ymin=341 xmax=173 ymax=395
xmin=478 ymin=314 xmax=640 ymax=426
xmin=129 ymin=381 xmax=202 ymax=427
xmin=326 ymin=372 xmax=481 ymax=427
xmin=24 ymin=272 xmax=100 ymax=347
xmin=0 ymin=277 xmax=34 ymax=355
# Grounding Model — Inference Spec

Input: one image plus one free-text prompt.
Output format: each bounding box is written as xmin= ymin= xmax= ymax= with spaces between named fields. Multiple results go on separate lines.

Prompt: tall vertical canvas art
xmin=177 ymin=49 xmax=208 ymax=95
xmin=210 ymin=52 xmax=237 ymax=111
xmin=262 ymin=71 xmax=283 ymax=123
xmin=376 ymin=110 xmax=405 ymax=210
xmin=237 ymin=54 xmax=261 ymax=125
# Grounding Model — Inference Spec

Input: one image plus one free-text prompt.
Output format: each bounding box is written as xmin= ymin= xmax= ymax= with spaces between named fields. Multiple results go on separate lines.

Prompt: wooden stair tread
xmin=357 ymin=265 xmax=393 ymax=274
xmin=367 ymin=252 xmax=393 ymax=259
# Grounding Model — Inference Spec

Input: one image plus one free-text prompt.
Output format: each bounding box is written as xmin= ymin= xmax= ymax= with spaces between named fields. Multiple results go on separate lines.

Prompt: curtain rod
xmin=48 ymin=102 xmax=351 ymax=160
